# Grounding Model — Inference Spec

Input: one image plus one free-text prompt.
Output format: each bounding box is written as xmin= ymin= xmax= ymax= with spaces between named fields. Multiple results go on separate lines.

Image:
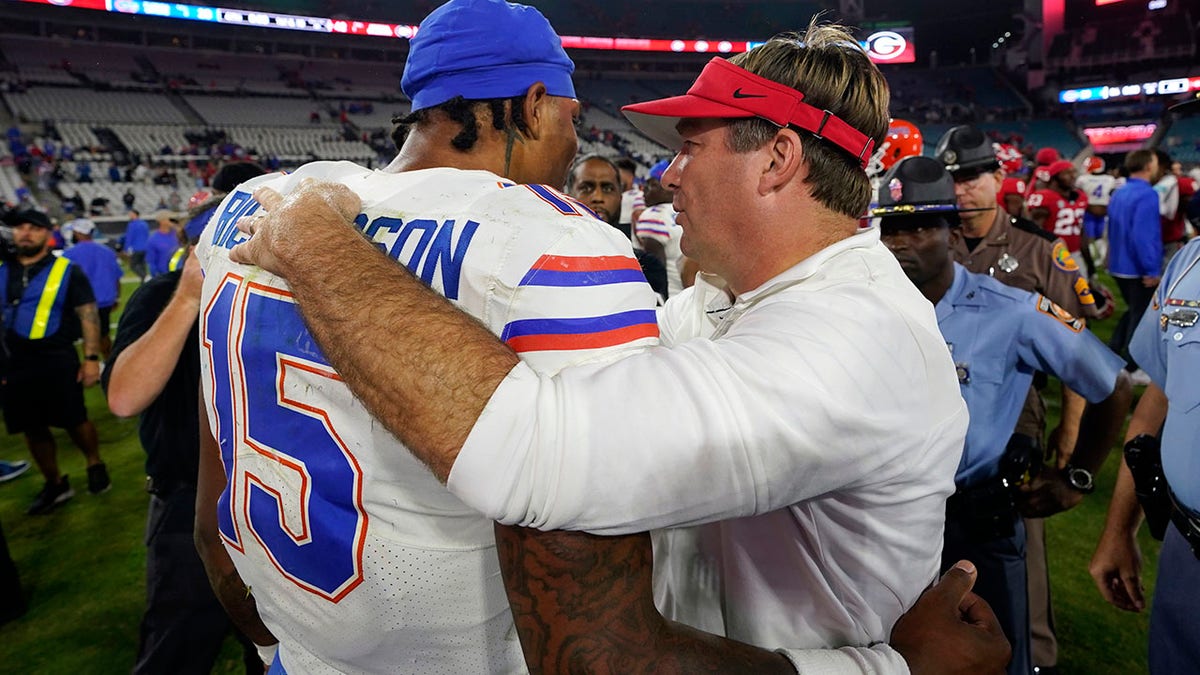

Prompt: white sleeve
xmin=1157 ymin=176 xmax=1179 ymax=217
xmin=447 ymin=292 xmax=964 ymax=534
xmin=780 ymin=644 xmax=910 ymax=674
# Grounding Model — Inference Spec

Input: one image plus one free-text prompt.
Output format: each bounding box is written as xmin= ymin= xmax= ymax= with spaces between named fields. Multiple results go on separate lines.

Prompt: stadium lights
xmin=18 ymin=0 xmax=916 ymax=63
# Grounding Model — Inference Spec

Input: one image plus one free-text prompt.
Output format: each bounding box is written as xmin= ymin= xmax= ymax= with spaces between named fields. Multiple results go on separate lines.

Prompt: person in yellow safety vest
xmin=167 ymin=246 xmax=187 ymax=273
xmin=0 ymin=210 xmax=110 ymax=515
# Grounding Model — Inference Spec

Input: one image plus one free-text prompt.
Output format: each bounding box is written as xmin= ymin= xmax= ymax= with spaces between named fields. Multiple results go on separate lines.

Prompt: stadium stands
xmin=1165 ymin=116 xmax=1200 ymax=164
xmin=4 ymin=86 xmax=187 ymax=124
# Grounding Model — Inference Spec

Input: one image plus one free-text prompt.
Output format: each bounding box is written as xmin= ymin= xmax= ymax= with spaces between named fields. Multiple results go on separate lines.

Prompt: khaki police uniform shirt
xmin=950 ymin=207 xmax=1098 ymax=441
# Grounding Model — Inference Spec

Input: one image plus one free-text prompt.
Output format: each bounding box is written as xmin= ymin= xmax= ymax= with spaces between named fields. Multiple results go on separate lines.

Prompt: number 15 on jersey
xmin=202 ymin=272 xmax=369 ymax=602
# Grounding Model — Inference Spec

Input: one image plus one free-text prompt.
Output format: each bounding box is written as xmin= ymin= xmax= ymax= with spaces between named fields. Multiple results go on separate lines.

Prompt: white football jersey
xmin=197 ymin=161 xmax=660 ymax=674
xmin=619 ymin=187 xmax=644 ymax=227
xmin=1076 ymin=173 xmax=1116 ymax=207
xmin=635 ymin=203 xmax=685 ymax=298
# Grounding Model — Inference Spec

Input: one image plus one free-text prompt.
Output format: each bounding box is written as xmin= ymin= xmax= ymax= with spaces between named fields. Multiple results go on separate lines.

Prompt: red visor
xmin=622 ymin=58 xmax=876 ymax=168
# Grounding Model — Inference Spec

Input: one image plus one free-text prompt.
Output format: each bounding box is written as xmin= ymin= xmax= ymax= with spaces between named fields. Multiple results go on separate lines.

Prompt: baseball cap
xmin=1047 ymin=159 xmax=1075 ymax=177
xmin=871 ymin=156 xmax=962 ymax=222
xmin=1034 ymin=147 xmax=1061 ymax=166
xmin=69 ymin=218 xmax=96 ymax=236
xmin=621 ymin=58 xmax=876 ymax=167
xmin=934 ymin=125 xmax=1000 ymax=177
xmin=2 ymin=209 xmax=52 ymax=229
xmin=402 ymin=0 xmax=576 ymax=113
xmin=648 ymin=159 xmax=671 ymax=181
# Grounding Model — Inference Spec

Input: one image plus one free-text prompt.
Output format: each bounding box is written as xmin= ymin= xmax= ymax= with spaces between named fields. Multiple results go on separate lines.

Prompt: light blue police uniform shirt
xmin=1130 ymin=238 xmax=1200 ymax=513
xmin=937 ymin=263 xmax=1125 ymax=488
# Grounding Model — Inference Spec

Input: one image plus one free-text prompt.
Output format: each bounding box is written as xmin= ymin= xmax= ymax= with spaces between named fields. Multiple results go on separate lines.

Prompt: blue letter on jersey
xmin=212 ymin=191 xmax=261 ymax=250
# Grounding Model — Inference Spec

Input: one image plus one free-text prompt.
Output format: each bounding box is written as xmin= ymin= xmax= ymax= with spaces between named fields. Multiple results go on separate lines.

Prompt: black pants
xmin=133 ymin=488 xmax=260 ymax=675
xmin=0 ymin=518 xmax=25 ymax=623
xmin=1109 ymin=276 xmax=1158 ymax=368
xmin=129 ymin=251 xmax=148 ymax=281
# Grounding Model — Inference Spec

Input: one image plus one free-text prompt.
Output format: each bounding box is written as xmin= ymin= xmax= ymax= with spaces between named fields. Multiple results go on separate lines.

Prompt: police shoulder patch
xmin=1051 ymin=241 xmax=1079 ymax=272
xmin=1036 ymin=295 xmax=1084 ymax=333
xmin=1074 ymin=275 xmax=1096 ymax=305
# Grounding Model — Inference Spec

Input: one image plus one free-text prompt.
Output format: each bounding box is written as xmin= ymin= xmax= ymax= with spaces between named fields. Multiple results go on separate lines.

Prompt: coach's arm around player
xmin=227 ymin=170 xmax=1009 ymax=675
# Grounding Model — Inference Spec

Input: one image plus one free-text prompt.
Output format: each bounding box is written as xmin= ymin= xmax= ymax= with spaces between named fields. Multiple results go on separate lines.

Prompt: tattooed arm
xmin=495 ymin=524 xmax=795 ymax=674
xmin=74 ymin=301 xmax=102 ymax=386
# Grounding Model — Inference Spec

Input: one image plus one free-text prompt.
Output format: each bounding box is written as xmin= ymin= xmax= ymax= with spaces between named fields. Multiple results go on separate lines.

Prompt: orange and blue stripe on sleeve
xmin=501 ymin=310 xmax=659 ymax=353
xmin=503 ymin=254 xmax=659 ymax=353
xmin=518 ymin=255 xmax=647 ymax=287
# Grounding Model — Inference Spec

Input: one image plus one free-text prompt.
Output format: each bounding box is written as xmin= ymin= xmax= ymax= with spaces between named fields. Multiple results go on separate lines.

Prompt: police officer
xmin=936 ymin=125 xmax=1103 ymax=675
xmin=876 ymin=156 xmax=1133 ymax=675
xmin=1089 ymin=97 xmax=1200 ymax=671
xmin=0 ymin=209 xmax=109 ymax=514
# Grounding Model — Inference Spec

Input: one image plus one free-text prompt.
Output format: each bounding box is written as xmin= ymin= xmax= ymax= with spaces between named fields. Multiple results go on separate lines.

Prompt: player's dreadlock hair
xmin=390 ymin=95 xmax=530 ymax=152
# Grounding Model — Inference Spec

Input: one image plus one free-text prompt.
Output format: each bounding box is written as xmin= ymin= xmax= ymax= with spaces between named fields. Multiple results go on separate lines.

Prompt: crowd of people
xmin=2 ymin=1 xmax=1200 ymax=673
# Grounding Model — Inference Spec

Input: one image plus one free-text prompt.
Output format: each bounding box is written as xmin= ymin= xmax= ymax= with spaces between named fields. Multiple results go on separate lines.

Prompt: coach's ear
xmin=519 ymin=82 xmax=551 ymax=140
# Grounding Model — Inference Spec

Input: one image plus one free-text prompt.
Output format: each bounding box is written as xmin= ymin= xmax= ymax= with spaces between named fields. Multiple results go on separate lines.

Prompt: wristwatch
xmin=1064 ymin=465 xmax=1095 ymax=494
xmin=84 ymin=354 xmax=100 ymax=362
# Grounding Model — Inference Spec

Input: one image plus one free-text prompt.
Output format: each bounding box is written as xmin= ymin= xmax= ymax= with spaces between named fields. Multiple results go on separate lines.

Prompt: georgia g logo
xmin=866 ymin=31 xmax=907 ymax=61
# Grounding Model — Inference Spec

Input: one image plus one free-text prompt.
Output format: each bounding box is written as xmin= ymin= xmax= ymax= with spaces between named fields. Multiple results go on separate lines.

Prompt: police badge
xmin=997 ymin=253 xmax=1019 ymax=274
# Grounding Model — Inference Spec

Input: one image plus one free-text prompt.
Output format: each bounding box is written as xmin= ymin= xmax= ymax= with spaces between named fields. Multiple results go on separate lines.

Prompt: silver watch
xmin=1065 ymin=465 xmax=1095 ymax=494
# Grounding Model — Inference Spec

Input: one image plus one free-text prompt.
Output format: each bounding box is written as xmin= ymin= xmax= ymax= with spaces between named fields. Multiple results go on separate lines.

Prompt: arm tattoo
xmin=75 ymin=302 xmax=102 ymax=355
xmin=495 ymin=524 xmax=795 ymax=674
xmin=76 ymin=302 xmax=100 ymax=330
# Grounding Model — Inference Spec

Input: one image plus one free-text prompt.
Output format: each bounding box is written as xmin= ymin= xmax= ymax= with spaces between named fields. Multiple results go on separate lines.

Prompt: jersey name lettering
xmin=209 ymin=192 xmax=479 ymax=301
xmin=356 ymin=215 xmax=479 ymax=300
xmin=211 ymin=190 xmax=261 ymax=250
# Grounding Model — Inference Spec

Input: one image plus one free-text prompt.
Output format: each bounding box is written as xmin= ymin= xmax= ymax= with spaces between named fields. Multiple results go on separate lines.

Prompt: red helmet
xmin=877 ymin=119 xmax=924 ymax=172
xmin=1084 ymin=155 xmax=1105 ymax=174
xmin=995 ymin=143 xmax=1024 ymax=174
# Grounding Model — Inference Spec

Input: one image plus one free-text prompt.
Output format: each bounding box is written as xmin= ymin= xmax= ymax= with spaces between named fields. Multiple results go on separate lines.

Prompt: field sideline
xmin=0 ymin=272 xmax=1161 ymax=674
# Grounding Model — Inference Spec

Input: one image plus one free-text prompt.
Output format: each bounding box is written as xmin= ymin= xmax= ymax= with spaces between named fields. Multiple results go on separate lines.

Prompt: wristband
xmin=256 ymin=643 xmax=279 ymax=667
xmin=84 ymin=355 xmax=100 ymax=362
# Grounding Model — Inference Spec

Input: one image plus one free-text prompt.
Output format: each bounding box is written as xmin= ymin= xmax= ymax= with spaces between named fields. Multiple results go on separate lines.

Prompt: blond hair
xmin=727 ymin=20 xmax=890 ymax=218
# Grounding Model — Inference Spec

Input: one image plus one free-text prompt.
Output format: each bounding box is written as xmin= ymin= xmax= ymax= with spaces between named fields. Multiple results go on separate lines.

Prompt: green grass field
xmin=0 ymin=273 xmax=1162 ymax=674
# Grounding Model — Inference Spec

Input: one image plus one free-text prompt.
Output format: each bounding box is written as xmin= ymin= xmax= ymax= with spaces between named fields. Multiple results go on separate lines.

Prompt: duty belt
xmin=1169 ymin=488 xmax=1200 ymax=561
xmin=145 ymin=475 xmax=195 ymax=497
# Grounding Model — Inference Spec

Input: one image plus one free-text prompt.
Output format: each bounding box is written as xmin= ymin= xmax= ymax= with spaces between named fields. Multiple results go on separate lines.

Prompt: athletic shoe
xmin=87 ymin=463 xmax=111 ymax=495
xmin=0 ymin=460 xmax=30 ymax=484
xmin=27 ymin=476 xmax=74 ymax=515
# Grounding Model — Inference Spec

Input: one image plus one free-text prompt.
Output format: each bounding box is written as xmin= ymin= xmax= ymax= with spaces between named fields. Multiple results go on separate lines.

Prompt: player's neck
xmin=386 ymin=128 xmax=513 ymax=181
xmin=959 ymin=207 xmax=998 ymax=239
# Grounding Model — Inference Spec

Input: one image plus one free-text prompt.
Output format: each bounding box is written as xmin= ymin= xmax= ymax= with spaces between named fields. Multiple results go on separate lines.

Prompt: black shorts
xmin=1 ymin=361 xmax=88 ymax=434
